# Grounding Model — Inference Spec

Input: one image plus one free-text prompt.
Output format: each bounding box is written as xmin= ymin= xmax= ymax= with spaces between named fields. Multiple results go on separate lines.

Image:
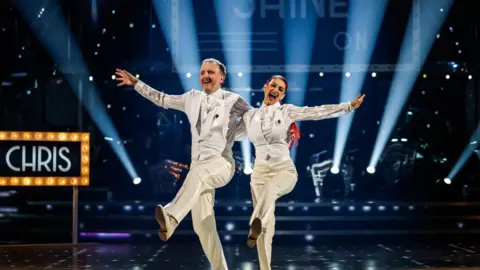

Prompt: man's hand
xmin=288 ymin=126 xmax=296 ymax=142
xmin=287 ymin=123 xmax=300 ymax=149
xmin=115 ymin=69 xmax=138 ymax=87
xmin=351 ymin=93 xmax=365 ymax=109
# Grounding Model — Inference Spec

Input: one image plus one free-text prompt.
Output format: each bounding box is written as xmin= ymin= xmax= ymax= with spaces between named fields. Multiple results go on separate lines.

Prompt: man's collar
xmin=202 ymin=88 xmax=223 ymax=99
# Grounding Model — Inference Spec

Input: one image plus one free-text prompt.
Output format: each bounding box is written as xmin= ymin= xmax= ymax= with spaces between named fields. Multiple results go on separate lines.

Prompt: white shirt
xmin=242 ymin=101 xmax=354 ymax=165
xmin=134 ymin=80 xmax=251 ymax=165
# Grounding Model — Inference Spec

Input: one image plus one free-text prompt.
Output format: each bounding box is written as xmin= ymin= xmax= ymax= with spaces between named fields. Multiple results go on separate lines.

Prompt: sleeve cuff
xmin=134 ymin=80 xmax=145 ymax=91
xmin=347 ymin=102 xmax=354 ymax=112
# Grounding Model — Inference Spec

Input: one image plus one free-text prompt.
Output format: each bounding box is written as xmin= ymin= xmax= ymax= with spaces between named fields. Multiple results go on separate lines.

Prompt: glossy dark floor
xmin=1 ymin=242 xmax=480 ymax=269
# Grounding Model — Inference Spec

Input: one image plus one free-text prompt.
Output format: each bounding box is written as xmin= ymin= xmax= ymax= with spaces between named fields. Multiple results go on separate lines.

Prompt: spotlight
xmin=224 ymin=235 xmax=232 ymax=241
xmin=333 ymin=206 xmax=340 ymax=211
xmin=446 ymin=74 xmax=450 ymax=79
xmin=423 ymin=74 xmax=427 ymax=79
xmin=186 ymin=73 xmax=191 ymax=78
xmin=152 ymin=24 xmax=156 ymax=28
xmin=305 ymin=234 xmax=314 ymax=242
xmin=366 ymin=166 xmax=375 ymax=174
xmin=89 ymin=76 xmax=93 ymax=81
xmin=225 ymin=222 xmax=235 ymax=231
xmin=345 ymin=72 xmax=351 ymax=77
xmin=243 ymin=166 xmax=252 ymax=175
xmin=133 ymin=177 xmax=141 ymax=185
xmin=237 ymin=72 xmax=243 ymax=77
xmin=330 ymin=167 xmax=340 ymax=174
xmin=319 ymin=72 xmax=324 ymax=77
xmin=444 ymin=178 xmax=451 ymax=184
xmin=468 ymin=75 xmax=472 ymax=80
xmin=111 ymin=75 xmax=115 ymax=80
xmin=362 ymin=206 xmax=371 ymax=212
xmin=129 ymin=23 xmax=134 ymax=28
xmin=371 ymin=72 xmax=377 ymax=77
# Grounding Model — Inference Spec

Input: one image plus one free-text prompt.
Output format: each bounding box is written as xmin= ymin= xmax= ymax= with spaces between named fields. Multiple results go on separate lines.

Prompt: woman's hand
xmin=351 ymin=93 xmax=365 ymax=109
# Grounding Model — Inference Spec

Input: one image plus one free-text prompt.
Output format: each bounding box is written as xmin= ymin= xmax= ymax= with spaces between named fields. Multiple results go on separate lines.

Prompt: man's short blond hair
xmin=201 ymin=58 xmax=227 ymax=76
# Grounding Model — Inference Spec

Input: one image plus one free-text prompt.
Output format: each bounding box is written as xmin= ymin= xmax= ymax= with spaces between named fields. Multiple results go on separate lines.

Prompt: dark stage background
xmin=0 ymin=0 xmax=479 ymax=246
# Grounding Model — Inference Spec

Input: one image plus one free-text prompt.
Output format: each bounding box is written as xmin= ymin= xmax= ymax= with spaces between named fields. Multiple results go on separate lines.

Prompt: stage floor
xmin=0 ymin=242 xmax=479 ymax=269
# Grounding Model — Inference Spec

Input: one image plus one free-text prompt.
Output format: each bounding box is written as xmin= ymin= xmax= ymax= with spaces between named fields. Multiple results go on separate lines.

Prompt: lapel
xmin=189 ymin=94 xmax=202 ymax=137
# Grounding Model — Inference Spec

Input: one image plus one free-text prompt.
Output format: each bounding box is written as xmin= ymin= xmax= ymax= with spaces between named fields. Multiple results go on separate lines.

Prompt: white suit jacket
xmin=134 ymin=80 xmax=251 ymax=164
xmin=242 ymin=101 xmax=354 ymax=164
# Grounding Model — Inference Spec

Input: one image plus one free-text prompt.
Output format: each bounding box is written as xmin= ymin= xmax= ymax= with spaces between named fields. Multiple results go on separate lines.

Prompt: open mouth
xmin=202 ymin=78 xmax=212 ymax=84
xmin=268 ymin=92 xmax=277 ymax=102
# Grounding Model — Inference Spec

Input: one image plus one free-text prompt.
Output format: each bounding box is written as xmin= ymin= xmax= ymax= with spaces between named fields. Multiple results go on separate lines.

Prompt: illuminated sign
xmin=171 ymin=0 xmax=420 ymax=73
xmin=0 ymin=131 xmax=90 ymax=186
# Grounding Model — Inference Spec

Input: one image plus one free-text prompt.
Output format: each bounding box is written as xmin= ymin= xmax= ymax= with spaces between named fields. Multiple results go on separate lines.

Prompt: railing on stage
xmin=2 ymin=199 xmax=480 ymax=244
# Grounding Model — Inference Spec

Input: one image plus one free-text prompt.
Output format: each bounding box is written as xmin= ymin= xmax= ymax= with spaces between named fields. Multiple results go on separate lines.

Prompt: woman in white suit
xmin=242 ymin=75 xmax=365 ymax=270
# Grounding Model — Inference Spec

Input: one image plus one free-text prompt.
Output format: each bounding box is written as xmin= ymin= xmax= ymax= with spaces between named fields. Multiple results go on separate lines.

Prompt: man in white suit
xmin=116 ymin=59 xmax=253 ymax=269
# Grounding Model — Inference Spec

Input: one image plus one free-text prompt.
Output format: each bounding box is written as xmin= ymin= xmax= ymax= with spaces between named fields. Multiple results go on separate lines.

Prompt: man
xmin=116 ymin=59 xmax=293 ymax=269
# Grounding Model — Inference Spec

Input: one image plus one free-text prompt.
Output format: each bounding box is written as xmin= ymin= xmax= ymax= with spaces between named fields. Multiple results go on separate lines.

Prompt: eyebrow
xmin=272 ymin=83 xmax=284 ymax=90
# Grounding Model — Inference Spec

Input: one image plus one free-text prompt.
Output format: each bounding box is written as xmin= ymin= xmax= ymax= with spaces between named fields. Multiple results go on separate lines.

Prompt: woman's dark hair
xmin=266 ymin=75 xmax=288 ymax=92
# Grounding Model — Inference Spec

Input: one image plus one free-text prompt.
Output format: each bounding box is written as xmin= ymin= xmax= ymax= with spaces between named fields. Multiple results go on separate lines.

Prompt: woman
xmin=242 ymin=75 xmax=365 ymax=269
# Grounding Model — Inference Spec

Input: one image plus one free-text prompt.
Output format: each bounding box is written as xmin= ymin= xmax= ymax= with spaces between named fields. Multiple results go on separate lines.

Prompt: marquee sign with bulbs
xmin=0 ymin=131 xmax=90 ymax=186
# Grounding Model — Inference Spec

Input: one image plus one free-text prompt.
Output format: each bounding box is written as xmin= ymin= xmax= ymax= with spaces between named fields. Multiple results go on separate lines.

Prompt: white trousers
xmin=165 ymin=156 xmax=234 ymax=270
xmin=249 ymin=159 xmax=298 ymax=270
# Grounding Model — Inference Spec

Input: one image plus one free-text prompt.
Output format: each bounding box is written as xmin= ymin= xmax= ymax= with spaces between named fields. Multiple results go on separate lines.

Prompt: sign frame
xmin=0 ymin=131 xmax=90 ymax=186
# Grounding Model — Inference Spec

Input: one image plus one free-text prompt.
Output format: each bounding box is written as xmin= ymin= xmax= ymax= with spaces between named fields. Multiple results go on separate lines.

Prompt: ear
xmin=263 ymin=84 xmax=268 ymax=92
xmin=220 ymin=75 xmax=225 ymax=84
